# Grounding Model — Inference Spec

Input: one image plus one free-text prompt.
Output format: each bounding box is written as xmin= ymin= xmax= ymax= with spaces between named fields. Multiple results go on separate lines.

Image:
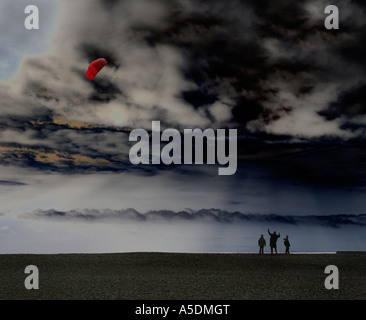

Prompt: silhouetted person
xmin=284 ymin=235 xmax=290 ymax=254
xmin=258 ymin=234 xmax=266 ymax=254
xmin=268 ymin=228 xmax=280 ymax=254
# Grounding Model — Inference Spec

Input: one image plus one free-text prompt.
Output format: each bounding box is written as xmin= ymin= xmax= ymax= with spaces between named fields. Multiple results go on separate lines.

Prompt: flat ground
xmin=0 ymin=252 xmax=365 ymax=300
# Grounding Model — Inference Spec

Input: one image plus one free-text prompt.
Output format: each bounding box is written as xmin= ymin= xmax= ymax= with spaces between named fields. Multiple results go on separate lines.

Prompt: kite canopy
xmin=86 ymin=58 xmax=108 ymax=80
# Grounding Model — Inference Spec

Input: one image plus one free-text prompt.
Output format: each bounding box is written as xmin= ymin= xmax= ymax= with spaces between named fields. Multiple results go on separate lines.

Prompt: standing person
xmin=258 ymin=234 xmax=266 ymax=254
xmin=284 ymin=235 xmax=290 ymax=254
xmin=267 ymin=228 xmax=280 ymax=254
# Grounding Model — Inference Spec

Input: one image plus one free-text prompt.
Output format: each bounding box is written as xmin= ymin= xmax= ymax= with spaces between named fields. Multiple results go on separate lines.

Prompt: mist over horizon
xmin=0 ymin=207 xmax=364 ymax=254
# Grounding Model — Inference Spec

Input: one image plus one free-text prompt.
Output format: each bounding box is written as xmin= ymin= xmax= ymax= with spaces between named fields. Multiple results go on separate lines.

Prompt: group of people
xmin=258 ymin=229 xmax=290 ymax=254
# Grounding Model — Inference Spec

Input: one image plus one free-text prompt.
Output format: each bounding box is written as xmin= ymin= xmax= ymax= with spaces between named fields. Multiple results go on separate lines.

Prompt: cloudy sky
xmin=0 ymin=0 xmax=366 ymax=253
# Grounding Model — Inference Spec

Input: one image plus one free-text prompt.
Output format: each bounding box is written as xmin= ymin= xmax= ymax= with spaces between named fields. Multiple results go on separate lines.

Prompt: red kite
xmin=86 ymin=58 xmax=108 ymax=80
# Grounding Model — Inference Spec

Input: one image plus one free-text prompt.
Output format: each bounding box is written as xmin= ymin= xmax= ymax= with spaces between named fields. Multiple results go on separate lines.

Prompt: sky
xmin=0 ymin=0 xmax=366 ymax=253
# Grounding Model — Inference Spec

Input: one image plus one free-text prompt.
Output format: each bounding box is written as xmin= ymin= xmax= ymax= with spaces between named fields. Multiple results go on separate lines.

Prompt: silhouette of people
xmin=284 ymin=235 xmax=290 ymax=254
xmin=258 ymin=234 xmax=266 ymax=254
xmin=268 ymin=228 xmax=280 ymax=254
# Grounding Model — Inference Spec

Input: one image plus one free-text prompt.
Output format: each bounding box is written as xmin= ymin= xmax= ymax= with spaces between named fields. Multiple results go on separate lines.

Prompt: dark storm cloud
xmin=0 ymin=180 xmax=26 ymax=186
xmin=0 ymin=115 xmax=136 ymax=173
xmin=1 ymin=0 xmax=366 ymax=186
xmin=319 ymin=85 xmax=366 ymax=120
xmin=237 ymin=138 xmax=366 ymax=189
xmin=4 ymin=0 xmax=365 ymax=134
xmin=27 ymin=208 xmax=366 ymax=228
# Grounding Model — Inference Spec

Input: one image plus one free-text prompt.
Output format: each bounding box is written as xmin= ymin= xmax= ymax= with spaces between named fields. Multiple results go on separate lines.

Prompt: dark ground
xmin=0 ymin=252 xmax=365 ymax=300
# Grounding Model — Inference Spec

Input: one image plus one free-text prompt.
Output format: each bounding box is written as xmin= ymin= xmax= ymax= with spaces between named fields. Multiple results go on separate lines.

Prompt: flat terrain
xmin=0 ymin=252 xmax=365 ymax=300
